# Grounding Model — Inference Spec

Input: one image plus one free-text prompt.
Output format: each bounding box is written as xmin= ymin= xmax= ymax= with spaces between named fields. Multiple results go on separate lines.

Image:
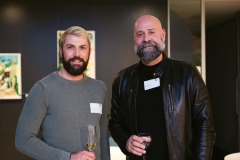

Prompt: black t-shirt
xmin=136 ymin=61 xmax=169 ymax=160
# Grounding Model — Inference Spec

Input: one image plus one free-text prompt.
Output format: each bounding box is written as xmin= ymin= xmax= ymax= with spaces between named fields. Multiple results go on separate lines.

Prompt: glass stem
xmin=142 ymin=155 xmax=146 ymax=160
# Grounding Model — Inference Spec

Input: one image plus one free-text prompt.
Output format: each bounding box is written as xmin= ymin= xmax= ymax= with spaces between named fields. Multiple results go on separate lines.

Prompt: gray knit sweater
xmin=15 ymin=72 xmax=110 ymax=160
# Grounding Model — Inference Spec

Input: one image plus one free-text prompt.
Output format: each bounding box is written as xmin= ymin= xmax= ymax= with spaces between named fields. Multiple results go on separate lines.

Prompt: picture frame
xmin=0 ymin=53 xmax=22 ymax=99
xmin=57 ymin=30 xmax=96 ymax=79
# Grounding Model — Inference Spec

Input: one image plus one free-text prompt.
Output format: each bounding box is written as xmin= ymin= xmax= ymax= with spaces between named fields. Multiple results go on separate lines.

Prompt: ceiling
xmin=170 ymin=0 xmax=240 ymax=37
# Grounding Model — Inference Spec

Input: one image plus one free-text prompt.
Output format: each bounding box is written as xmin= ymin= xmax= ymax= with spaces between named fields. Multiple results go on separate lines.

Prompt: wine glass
xmin=85 ymin=124 xmax=97 ymax=152
xmin=138 ymin=133 xmax=151 ymax=160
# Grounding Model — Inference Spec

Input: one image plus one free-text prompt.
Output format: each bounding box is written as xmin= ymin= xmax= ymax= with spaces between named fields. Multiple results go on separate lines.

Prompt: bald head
xmin=134 ymin=15 xmax=163 ymax=34
xmin=133 ymin=14 xmax=166 ymax=47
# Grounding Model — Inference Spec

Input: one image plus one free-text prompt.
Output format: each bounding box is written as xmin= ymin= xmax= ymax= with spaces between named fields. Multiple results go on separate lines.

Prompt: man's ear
xmin=59 ymin=47 xmax=63 ymax=57
xmin=161 ymin=28 xmax=166 ymax=42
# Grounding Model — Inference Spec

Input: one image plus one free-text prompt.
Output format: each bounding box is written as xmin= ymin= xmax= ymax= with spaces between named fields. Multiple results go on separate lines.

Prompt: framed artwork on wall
xmin=0 ymin=53 xmax=22 ymax=99
xmin=57 ymin=30 xmax=96 ymax=79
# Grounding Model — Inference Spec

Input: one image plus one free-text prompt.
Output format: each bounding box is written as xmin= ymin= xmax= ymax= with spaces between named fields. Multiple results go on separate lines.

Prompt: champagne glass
xmin=86 ymin=124 xmax=97 ymax=152
xmin=138 ymin=133 xmax=151 ymax=160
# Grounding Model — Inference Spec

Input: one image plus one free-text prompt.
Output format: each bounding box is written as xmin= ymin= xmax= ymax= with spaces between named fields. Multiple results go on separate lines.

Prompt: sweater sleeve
xmin=100 ymin=85 xmax=110 ymax=160
xmin=15 ymin=82 xmax=71 ymax=160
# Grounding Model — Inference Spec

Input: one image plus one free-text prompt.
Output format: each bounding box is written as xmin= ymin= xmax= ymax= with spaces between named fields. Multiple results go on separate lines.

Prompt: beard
xmin=134 ymin=40 xmax=165 ymax=62
xmin=61 ymin=53 xmax=89 ymax=76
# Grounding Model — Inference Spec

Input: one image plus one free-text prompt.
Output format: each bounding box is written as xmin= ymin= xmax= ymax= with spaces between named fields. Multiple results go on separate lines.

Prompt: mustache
xmin=68 ymin=56 xmax=85 ymax=63
xmin=137 ymin=41 xmax=158 ymax=52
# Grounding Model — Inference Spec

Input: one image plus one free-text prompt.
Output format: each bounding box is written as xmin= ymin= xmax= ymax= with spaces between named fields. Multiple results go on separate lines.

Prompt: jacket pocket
xmin=168 ymin=84 xmax=175 ymax=112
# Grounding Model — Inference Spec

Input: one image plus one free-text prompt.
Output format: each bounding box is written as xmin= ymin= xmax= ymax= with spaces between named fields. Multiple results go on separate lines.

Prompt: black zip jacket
xmin=109 ymin=53 xmax=216 ymax=160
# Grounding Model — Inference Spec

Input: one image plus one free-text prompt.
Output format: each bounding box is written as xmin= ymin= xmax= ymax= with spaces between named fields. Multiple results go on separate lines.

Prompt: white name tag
xmin=90 ymin=103 xmax=102 ymax=114
xmin=144 ymin=78 xmax=160 ymax=90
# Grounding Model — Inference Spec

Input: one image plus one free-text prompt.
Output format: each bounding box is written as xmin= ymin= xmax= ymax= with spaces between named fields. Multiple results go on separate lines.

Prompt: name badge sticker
xmin=144 ymin=78 xmax=160 ymax=90
xmin=90 ymin=103 xmax=102 ymax=114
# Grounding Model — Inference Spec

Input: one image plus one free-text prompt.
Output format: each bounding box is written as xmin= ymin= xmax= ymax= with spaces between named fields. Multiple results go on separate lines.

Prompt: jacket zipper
xmin=168 ymin=84 xmax=174 ymax=112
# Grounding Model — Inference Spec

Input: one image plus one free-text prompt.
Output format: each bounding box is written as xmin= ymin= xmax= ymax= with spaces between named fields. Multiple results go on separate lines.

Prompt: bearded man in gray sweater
xmin=15 ymin=26 xmax=110 ymax=160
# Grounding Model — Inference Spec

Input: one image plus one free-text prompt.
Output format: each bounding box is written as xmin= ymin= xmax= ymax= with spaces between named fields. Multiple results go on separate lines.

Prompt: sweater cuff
xmin=60 ymin=151 xmax=71 ymax=160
